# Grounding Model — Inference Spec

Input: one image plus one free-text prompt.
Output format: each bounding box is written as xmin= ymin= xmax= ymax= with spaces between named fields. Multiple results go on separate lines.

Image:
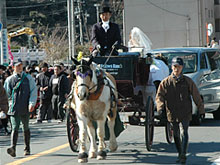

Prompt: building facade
xmin=124 ymin=0 xmax=218 ymax=49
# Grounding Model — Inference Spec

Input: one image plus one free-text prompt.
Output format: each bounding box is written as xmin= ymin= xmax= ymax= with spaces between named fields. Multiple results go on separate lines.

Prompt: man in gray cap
xmin=156 ymin=57 xmax=205 ymax=163
xmin=4 ymin=58 xmax=37 ymax=157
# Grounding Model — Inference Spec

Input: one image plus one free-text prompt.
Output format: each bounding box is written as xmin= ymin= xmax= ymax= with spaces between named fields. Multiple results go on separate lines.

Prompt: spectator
xmin=49 ymin=64 xmax=69 ymax=123
xmin=59 ymin=62 xmax=68 ymax=76
xmin=210 ymin=37 xmax=219 ymax=48
xmin=0 ymin=65 xmax=6 ymax=83
xmin=4 ymin=58 xmax=37 ymax=157
xmin=34 ymin=62 xmax=53 ymax=124
xmin=7 ymin=66 xmax=13 ymax=76
xmin=0 ymin=65 xmax=10 ymax=135
xmin=0 ymin=81 xmax=9 ymax=135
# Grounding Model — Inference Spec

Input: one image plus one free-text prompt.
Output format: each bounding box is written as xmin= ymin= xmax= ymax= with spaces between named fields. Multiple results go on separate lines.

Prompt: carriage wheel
xmin=66 ymin=108 xmax=79 ymax=152
xmin=145 ymin=96 xmax=154 ymax=151
xmin=165 ymin=122 xmax=174 ymax=144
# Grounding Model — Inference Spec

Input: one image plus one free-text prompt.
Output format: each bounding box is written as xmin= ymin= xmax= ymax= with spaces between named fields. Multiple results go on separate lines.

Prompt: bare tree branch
xmin=37 ymin=25 xmax=69 ymax=64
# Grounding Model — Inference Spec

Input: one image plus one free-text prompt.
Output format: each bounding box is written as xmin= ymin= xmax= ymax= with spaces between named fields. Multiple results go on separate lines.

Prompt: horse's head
xmin=72 ymin=56 xmax=94 ymax=101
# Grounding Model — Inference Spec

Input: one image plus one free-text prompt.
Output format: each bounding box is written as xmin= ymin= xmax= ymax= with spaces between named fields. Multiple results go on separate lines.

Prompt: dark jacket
xmin=4 ymin=72 xmax=38 ymax=116
xmin=91 ymin=22 xmax=121 ymax=56
xmin=0 ymin=81 xmax=8 ymax=113
xmin=36 ymin=71 xmax=52 ymax=101
xmin=49 ymin=73 xmax=69 ymax=103
xmin=156 ymin=73 xmax=205 ymax=122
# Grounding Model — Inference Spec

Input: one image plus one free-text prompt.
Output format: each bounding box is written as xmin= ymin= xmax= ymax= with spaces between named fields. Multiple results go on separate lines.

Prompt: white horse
xmin=70 ymin=57 xmax=118 ymax=163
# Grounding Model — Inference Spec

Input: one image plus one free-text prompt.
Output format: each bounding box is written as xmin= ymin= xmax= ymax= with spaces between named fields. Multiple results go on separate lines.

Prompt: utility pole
xmin=0 ymin=0 xmax=8 ymax=65
xmin=94 ymin=4 xmax=100 ymax=23
xmin=83 ymin=11 xmax=90 ymax=41
xmin=77 ymin=0 xmax=83 ymax=45
xmin=67 ymin=0 xmax=75 ymax=61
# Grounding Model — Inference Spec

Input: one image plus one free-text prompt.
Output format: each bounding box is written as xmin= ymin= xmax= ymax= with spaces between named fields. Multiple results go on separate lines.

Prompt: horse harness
xmin=72 ymin=66 xmax=117 ymax=116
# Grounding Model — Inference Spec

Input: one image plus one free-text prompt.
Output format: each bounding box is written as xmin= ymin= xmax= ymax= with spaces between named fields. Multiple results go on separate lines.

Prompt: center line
xmin=6 ymin=143 xmax=69 ymax=165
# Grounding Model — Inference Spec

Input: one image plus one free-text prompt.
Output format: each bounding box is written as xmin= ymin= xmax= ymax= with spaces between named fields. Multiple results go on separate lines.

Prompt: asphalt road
xmin=0 ymin=113 xmax=220 ymax=165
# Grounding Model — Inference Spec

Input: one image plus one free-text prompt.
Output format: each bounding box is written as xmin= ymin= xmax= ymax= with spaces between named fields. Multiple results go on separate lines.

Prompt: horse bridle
xmin=75 ymin=65 xmax=98 ymax=93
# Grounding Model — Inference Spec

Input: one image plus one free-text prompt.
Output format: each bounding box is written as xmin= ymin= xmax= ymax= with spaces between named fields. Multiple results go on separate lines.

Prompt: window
xmin=200 ymin=53 xmax=207 ymax=69
xmin=215 ymin=19 xmax=220 ymax=32
xmin=208 ymin=10 xmax=211 ymax=18
xmin=162 ymin=52 xmax=197 ymax=74
xmin=215 ymin=0 xmax=220 ymax=5
xmin=206 ymin=51 xmax=219 ymax=71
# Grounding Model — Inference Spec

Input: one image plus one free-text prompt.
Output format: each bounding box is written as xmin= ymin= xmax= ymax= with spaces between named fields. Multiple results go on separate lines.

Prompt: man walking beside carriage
xmin=156 ymin=57 xmax=205 ymax=164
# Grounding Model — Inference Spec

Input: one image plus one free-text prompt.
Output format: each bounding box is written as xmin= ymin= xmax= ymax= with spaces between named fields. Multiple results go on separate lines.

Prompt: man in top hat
xmin=91 ymin=6 xmax=121 ymax=56
xmin=4 ymin=58 xmax=37 ymax=157
xmin=156 ymin=57 xmax=205 ymax=164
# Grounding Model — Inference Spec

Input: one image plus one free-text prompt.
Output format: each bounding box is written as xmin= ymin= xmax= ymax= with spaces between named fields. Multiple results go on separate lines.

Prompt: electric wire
xmin=146 ymin=0 xmax=189 ymax=18
xmin=6 ymin=1 xmax=66 ymax=9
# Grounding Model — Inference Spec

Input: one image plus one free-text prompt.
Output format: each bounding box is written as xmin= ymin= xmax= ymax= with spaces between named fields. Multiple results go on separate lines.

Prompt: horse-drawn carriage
xmin=65 ymin=52 xmax=173 ymax=162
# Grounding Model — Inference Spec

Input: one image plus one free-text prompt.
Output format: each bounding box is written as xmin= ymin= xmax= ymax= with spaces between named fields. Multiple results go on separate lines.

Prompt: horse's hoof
xmin=97 ymin=151 xmax=107 ymax=160
xmin=109 ymin=143 xmax=118 ymax=152
xmin=78 ymin=158 xmax=88 ymax=163
xmin=89 ymin=152 xmax=97 ymax=158
xmin=78 ymin=152 xmax=88 ymax=163
xmin=97 ymin=155 xmax=106 ymax=160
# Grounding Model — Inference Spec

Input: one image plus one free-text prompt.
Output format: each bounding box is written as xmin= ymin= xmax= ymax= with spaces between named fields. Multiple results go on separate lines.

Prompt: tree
xmin=37 ymin=26 xmax=69 ymax=64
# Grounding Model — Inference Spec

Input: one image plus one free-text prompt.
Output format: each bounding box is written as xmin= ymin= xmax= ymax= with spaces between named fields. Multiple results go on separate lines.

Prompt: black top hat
xmin=100 ymin=6 xmax=112 ymax=14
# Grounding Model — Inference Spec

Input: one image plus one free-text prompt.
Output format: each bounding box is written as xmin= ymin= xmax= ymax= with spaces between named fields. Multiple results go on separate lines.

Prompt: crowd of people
xmin=0 ymin=60 xmax=75 ymax=156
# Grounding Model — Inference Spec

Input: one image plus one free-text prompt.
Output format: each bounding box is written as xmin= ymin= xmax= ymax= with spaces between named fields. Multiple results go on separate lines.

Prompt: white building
xmin=124 ymin=0 xmax=217 ymax=49
xmin=11 ymin=48 xmax=46 ymax=65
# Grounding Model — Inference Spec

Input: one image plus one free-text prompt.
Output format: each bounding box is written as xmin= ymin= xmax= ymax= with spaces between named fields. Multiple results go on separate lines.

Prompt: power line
xmin=146 ymin=0 xmax=189 ymax=18
xmin=6 ymin=1 xmax=66 ymax=9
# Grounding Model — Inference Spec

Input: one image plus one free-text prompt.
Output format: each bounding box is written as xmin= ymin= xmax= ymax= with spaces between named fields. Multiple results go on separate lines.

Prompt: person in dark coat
xmin=0 ymin=81 xmax=9 ymax=135
xmin=49 ymin=64 xmax=69 ymax=123
xmin=91 ymin=6 xmax=121 ymax=56
xmin=156 ymin=57 xmax=205 ymax=164
xmin=34 ymin=62 xmax=53 ymax=123
xmin=0 ymin=65 xmax=6 ymax=83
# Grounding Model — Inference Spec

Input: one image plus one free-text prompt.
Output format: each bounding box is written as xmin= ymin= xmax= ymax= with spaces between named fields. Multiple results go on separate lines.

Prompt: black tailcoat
xmin=91 ymin=22 xmax=121 ymax=56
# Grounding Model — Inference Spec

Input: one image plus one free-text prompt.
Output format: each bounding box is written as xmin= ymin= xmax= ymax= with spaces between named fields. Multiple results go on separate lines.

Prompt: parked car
xmin=149 ymin=47 xmax=220 ymax=125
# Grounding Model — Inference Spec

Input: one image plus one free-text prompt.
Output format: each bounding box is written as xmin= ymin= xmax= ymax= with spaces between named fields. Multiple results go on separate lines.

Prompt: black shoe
xmin=7 ymin=147 xmax=16 ymax=157
xmin=176 ymin=155 xmax=181 ymax=163
xmin=33 ymin=120 xmax=42 ymax=124
xmin=179 ymin=155 xmax=186 ymax=164
xmin=24 ymin=149 xmax=30 ymax=156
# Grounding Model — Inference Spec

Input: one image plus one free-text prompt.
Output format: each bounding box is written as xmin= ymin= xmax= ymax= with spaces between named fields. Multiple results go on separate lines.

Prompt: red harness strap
xmin=87 ymin=85 xmax=104 ymax=100
xmin=75 ymin=72 xmax=105 ymax=101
